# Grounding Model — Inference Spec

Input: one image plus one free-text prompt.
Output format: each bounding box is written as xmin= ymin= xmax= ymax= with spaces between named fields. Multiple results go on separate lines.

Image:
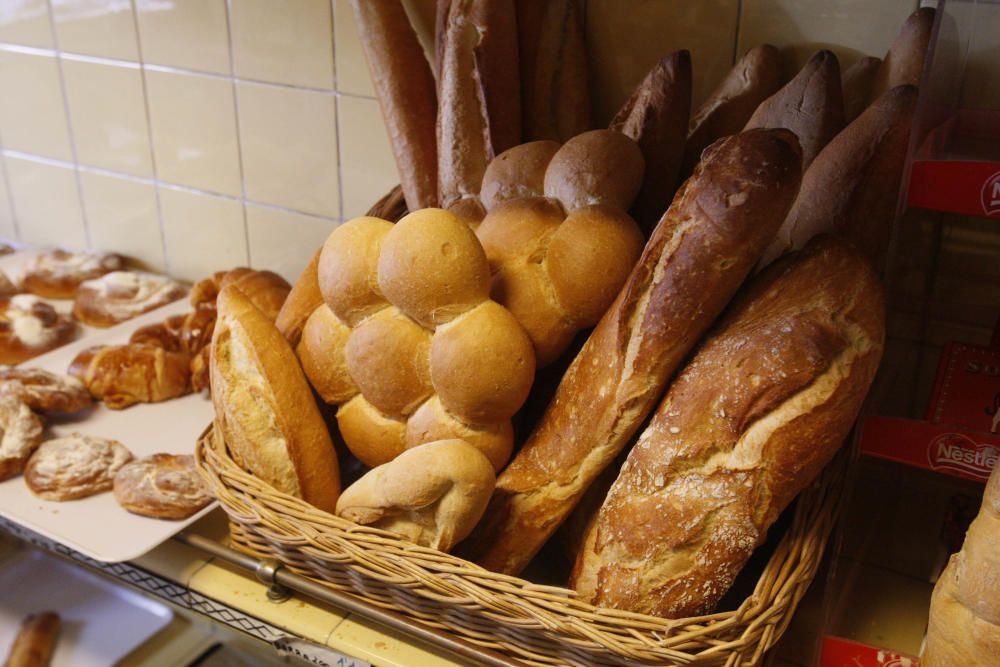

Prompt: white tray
xmin=0 ymin=548 xmax=173 ymax=665
xmin=0 ymin=250 xmax=217 ymax=562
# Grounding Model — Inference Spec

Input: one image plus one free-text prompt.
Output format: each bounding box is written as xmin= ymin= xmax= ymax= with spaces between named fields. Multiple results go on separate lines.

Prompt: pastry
xmin=24 ymin=433 xmax=133 ymax=501
xmin=3 ymin=611 xmax=60 ymax=667
xmin=73 ymin=271 xmax=186 ymax=328
xmin=336 ymin=439 xmax=495 ymax=552
xmin=68 ymin=345 xmax=192 ymax=409
xmin=190 ymin=346 xmax=210 ymax=393
xmin=0 ymin=394 xmax=44 ymax=482
xmin=0 ymin=367 xmax=92 ymax=414
xmin=0 ymin=270 xmax=18 ymax=298
xmin=190 ymin=268 xmax=291 ymax=321
xmin=130 ymin=308 xmax=216 ymax=356
xmin=113 ymin=453 xmax=213 ymax=520
xmin=21 ymin=249 xmax=124 ymax=299
xmin=0 ymin=295 xmax=75 ymax=365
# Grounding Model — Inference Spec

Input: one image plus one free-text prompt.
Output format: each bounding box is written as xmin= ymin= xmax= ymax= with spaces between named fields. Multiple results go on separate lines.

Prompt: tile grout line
xmin=224 ymin=0 xmax=252 ymax=267
xmin=0 ymin=129 xmax=23 ymax=242
xmin=43 ymin=0 xmax=93 ymax=251
xmin=129 ymin=0 xmax=173 ymax=276
xmin=331 ymin=0 xmax=345 ymax=221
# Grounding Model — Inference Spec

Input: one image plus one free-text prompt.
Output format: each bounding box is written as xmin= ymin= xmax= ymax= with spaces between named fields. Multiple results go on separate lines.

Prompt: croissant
xmin=130 ymin=308 xmax=216 ymax=356
xmin=68 ymin=344 xmax=191 ymax=409
xmin=190 ymin=268 xmax=291 ymax=321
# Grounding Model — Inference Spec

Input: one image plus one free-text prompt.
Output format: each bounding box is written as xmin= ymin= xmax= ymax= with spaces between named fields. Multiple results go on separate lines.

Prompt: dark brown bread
xmin=758 ymin=85 xmax=917 ymax=270
xmin=682 ymin=45 xmax=782 ymax=178
xmin=572 ymin=235 xmax=885 ymax=618
xmin=745 ymin=49 xmax=845 ymax=169
xmin=526 ymin=0 xmax=590 ymax=142
xmin=350 ymin=0 xmax=438 ymax=211
xmin=870 ymin=7 xmax=935 ymax=103
xmin=610 ymin=50 xmax=692 ymax=234
xmin=459 ymin=128 xmax=803 ymax=575
xmin=842 ymin=56 xmax=881 ymax=122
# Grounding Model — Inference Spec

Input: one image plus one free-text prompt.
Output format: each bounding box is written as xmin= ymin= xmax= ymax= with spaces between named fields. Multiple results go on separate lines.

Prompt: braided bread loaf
xmin=298 ymin=209 xmax=535 ymax=471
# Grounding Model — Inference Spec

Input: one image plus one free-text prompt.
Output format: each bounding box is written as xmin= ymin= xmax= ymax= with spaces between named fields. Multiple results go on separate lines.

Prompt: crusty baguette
xmin=4 ymin=612 xmax=59 ymax=667
xmin=275 ymin=248 xmax=323 ymax=348
xmin=869 ymin=7 xmax=935 ymax=103
xmin=349 ymin=0 xmax=438 ymax=211
xmin=527 ymin=0 xmax=590 ymax=142
xmin=745 ymin=49 xmax=845 ymax=168
xmin=458 ymin=128 xmax=803 ymax=575
xmin=758 ymin=85 xmax=917 ymax=270
xmin=437 ymin=0 xmax=520 ymax=219
xmin=682 ymin=45 xmax=782 ymax=179
xmin=842 ymin=56 xmax=881 ymax=122
xmin=610 ymin=50 xmax=692 ymax=234
xmin=572 ymin=235 xmax=885 ymax=618
xmin=923 ymin=465 xmax=1000 ymax=665
xmin=211 ymin=286 xmax=340 ymax=513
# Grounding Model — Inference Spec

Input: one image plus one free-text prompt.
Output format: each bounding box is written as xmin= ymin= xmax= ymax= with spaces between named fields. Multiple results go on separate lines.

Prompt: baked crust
xmin=0 ymin=394 xmax=44 ymax=482
xmin=73 ymin=271 xmax=186 ymax=328
xmin=21 ymin=249 xmax=124 ymax=299
xmin=68 ymin=344 xmax=192 ymax=409
xmin=113 ymin=453 xmax=213 ymax=520
xmin=25 ymin=433 xmax=133 ymax=501
xmin=0 ymin=295 xmax=76 ymax=365
xmin=0 ymin=366 xmax=92 ymax=413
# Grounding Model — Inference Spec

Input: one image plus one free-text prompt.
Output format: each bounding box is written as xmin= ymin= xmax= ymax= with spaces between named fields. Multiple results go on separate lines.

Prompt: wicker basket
xmin=197 ymin=423 xmax=846 ymax=667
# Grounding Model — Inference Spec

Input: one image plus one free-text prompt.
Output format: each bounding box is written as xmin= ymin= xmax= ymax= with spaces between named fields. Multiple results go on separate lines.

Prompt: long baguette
xmin=349 ymin=0 xmax=438 ymax=211
xmin=869 ymin=7 xmax=935 ymax=103
xmin=572 ymin=235 xmax=885 ymax=618
xmin=458 ymin=128 xmax=803 ymax=575
xmin=842 ymin=56 xmax=881 ymax=122
xmin=610 ymin=50 xmax=692 ymax=235
xmin=527 ymin=0 xmax=590 ymax=142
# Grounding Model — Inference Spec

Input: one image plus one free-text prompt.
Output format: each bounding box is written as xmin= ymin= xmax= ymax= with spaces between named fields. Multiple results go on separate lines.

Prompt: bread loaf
xmin=757 ymin=85 xmax=917 ymax=270
xmin=842 ymin=56 xmax=881 ymax=122
xmin=869 ymin=7 xmax=935 ymax=103
xmin=350 ymin=0 xmax=438 ymax=211
xmin=275 ymin=249 xmax=323 ymax=347
xmin=336 ymin=439 xmax=495 ymax=552
xmin=745 ymin=49 xmax=845 ymax=169
xmin=572 ymin=235 xmax=885 ymax=618
xmin=610 ymin=51 xmax=692 ymax=234
xmin=211 ymin=286 xmax=340 ymax=513
xmin=924 ymin=465 xmax=1000 ymax=666
xmin=683 ymin=45 xmax=782 ymax=178
xmin=458 ymin=128 xmax=803 ymax=575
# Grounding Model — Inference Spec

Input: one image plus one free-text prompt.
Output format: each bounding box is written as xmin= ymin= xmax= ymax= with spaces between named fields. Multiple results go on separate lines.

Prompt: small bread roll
xmin=405 ymin=396 xmax=513 ymax=472
xmin=318 ymin=217 xmax=392 ymax=326
xmin=543 ymin=130 xmax=644 ymax=212
xmin=336 ymin=394 xmax=407 ymax=468
xmin=479 ymin=141 xmax=560 ymax=210
xmin=336 ymin=439 xmax=496 ymax=552
xmin=296 ymin=305 xmax=356 ymax=404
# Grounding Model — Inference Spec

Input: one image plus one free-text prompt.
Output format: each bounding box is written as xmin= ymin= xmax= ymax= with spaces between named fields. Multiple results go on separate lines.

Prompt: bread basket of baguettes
xmin=196 ymin=3 xmax=934 ymax=665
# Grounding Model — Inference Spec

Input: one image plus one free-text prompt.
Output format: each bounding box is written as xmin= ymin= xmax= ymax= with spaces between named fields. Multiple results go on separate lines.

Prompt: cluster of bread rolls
xmin=205 ymin=3 xmax=936 ymax=623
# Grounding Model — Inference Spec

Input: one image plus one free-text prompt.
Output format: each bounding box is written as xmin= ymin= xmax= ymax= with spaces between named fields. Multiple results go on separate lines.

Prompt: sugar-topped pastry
xmin=21 ymin=249 xmax=124 ymax=299
xmin=0 ymin=294 xmax=75 ymax=364
xmin=73 ymin=271 xmax=186 ymax=328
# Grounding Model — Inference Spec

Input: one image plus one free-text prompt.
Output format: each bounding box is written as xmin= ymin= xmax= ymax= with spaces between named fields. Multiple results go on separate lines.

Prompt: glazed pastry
xmin=25 ymin=433 xmax=133 ymax=501
xmin=73 ymin=271 xmax=186 ymax=328
xmin=0 ymin=394 xmax=44 ymax=482
xmin=130 ymin=308 xmax=216 ymax=356
xmin=21 ymin=249 xmax=124 ymax=299
xmin=0 ymin=366 xmax=92 ymax=414
xmin=0 ymin=270 xmax=18 ymax=298
xmin=189 ymin=268 xmax=290 ymax=321
xmin=0 ymin=295 xmax=76 ymax=364
xmin=68 ymin=344 xmax=192 ymax=409
xmin=113 ymin=453 xmax=213 ymax=520
xmin=190 ymin=346 xmax=210 ymax=393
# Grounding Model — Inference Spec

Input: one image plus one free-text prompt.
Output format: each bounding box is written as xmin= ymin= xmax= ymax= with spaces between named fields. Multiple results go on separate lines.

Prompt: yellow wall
xmin=0 ymin=0 xmax=920 ymax=283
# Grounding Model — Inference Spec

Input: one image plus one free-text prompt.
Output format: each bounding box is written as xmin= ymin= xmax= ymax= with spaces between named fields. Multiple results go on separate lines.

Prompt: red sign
xmin=909 ymin=159 xmax=1000 ymax=218
xmin=927 ymin=343 xmax=1000 ymax=435
xmin=821 ymin=636 xmax=919 ymax=666
xmin=861 ymin=416 xmax=1000 ymax=483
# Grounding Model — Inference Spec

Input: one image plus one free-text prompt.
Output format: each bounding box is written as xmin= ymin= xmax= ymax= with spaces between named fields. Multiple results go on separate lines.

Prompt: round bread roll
xmin=405 ymin=396 xmax=513 ymax=472
xmin=344 ymin=306 xmax=432 ymax=418
xmin=25 ymin=434 xmax=133 ymax=501
xmin=335 ymin=439 xmax=496 ymax=552
xmin=0 ymin=394 xmax=44 ymax=482
xmin=297 ymin=305 xmax=357 ymax=404
xmin=543 ymin=130 xmax=645 ymax=212
xmin=377 ymin=209 xmax=490 ymax=327
xmin=430 ymin=300 xmax=535 ymax=424
xmin=336 ymin=394 xmax=407 ymax=468
xmin=480 ymin=140 xmax=561 ymax=209
xmin=318 ymin=217 xmax=392 ymax=326
xmin=476 ymin=197 xmax=564 ymax=264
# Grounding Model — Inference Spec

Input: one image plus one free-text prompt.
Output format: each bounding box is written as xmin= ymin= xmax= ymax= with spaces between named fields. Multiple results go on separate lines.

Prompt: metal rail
xmin=175 ymin=531 xmax=525 ymax=667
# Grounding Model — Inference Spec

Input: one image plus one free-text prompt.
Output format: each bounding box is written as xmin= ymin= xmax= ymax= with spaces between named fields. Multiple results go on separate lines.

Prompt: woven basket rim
xmin=196 ymin=424 xmax=846 ymax=666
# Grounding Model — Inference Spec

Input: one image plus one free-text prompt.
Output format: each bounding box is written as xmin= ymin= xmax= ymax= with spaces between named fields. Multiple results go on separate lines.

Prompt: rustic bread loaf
xmin=745 ymin=49 xmax=845 ymax=169
xmin=336 ymin=439 xmax=496 ymax=552
xmin=610 ymin=51 xmax=692 ymax=233
xmin=869 ymin=7 xmax=935 ymax=103
xmin=211 ymin=286 xmax=341 ymax=513
xmin=924 ymin=464 xmax=1000 ymax=666
xmin=683 ymin=44 xmax=782 ymax=178
xmin=458 ymin=128 xmax=803 ymax=575
xmin=842 ymin=56 xmax=881 ymax=122
xmin=571 ymin=235 xmax=885 ymax=618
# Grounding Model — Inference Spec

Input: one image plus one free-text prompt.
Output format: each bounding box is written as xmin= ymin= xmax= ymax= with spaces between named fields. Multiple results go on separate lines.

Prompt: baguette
xmin=572 ymin=235 xmax=885 ymax=618
xmin=211 ymin=286 xmax=341 ymax=513
xmin=745 ymin=49 xmax=845 ymax=169
xmin=275 ymin=249 xmax=323 ymax=347
xmin=682 ymin=45 xmax=782 ymax=179
xmin=869 ymin=7 xmax=935 ymax=103
xmin=350 ymin=0 xmax=438 ymax=211
xmin=458 ymin=128 xmax=803 ymax=575
xmin=923 ymin=465 xmax=1000 ymax=666
xmin=527 ymin=0 xmax=590 ymax=142
xmin=4 ymin=612 xmax=59 ymax=667
xmin=842 ymin=56 xmax=881 ymax=122
xmin=757 ymin=85 xmax=917 ymax=270
xmin=610 ymin=50 xmax=692 ymax=234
